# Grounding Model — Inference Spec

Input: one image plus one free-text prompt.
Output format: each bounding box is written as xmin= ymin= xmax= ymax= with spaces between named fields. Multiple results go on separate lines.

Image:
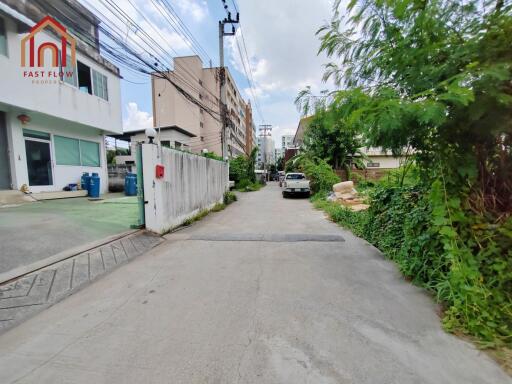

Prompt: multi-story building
xmin=245 ymin=102 xmax=254 ymax=155
xmin=281 ymin=134 xmax=294 ymax=151
xmin=256 ymin=136 xmax=263 ymax=167
xmin=151 ymin=55 xmax=250 ymax=158
xmin=274 ymin=147 xmax=283 ymax=161
xmin=257 ymin=135 xmax=274 ymax=169
xmin=292 ymin=116 xmax=313 ymax=148
xmin=252 ymin=122 xmax=257 ymax=151
xmin=0 ymin=0 xmax=122 ymax=193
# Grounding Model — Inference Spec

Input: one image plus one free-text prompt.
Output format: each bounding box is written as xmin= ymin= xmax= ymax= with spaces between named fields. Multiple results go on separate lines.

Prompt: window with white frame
xmin=92 ymin=69 xmax=108 ymax=101
xmin=59 ymin=54 xmax=77 ymax=87
xmin=0 ymin=17 xmax=7 ymax=56
xmin=60 ymin=56 xmax=108 ymax=101
xmin=54 ymin=135 xmax=100 ymax=167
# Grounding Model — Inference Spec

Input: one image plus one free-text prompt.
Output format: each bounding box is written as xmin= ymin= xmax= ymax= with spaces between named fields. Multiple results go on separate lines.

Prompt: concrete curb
xmin=0 ymin=229 xmax=140 ymax=285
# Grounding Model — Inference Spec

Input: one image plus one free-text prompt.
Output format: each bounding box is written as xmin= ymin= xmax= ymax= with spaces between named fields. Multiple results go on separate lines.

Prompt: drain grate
xmin=187 ymin=233 xmax=345 ymax=242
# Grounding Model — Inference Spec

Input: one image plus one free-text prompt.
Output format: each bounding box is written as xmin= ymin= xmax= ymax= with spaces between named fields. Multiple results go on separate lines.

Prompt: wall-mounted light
xmin=17 ymin=114 xmax=31 ymax=125
xmin=145 ymin=127 xmax=157 ymax=144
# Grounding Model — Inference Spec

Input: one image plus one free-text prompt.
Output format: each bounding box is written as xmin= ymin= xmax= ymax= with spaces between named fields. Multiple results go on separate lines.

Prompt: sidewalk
xmin=0 ymin=231 xmax=162 ymax=333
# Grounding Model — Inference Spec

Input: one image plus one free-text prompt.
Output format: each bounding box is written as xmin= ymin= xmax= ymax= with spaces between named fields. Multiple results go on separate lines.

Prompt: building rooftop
xmin=108 ymin=125 xmax=197 ymax=141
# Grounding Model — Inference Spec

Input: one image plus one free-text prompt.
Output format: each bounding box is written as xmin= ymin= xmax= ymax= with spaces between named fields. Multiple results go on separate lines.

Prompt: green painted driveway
xmin=0 ymin=194 xmax=138 ymax=274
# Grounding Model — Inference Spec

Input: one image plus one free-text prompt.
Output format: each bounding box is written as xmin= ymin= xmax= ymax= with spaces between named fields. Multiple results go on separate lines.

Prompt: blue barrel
xmin=89 ymin=172 xmax=100 ymax=198
xmin=81 ymin=172 xmax=90 ymax=193
xmin=124 ymin=173 xmax=137 ymax=196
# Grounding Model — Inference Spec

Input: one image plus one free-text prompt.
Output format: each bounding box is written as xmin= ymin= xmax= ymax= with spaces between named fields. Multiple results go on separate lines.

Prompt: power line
xmin=221 ymin=0 xmax=265 ymax=123
xmin=77 ymin=0 xmax=223 ymax=120
xmin=158 ymin=0 xmax=212 ymax=64
xmin=121 ymin=0 xmax=220 ymax=104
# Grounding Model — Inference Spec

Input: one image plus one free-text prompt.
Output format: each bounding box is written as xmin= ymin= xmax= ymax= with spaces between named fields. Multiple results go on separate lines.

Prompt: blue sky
xmin=85 ymin=0 xmax=334 ymax=148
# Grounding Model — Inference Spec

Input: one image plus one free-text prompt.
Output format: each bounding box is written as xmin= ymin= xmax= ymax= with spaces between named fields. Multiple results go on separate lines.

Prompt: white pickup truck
xmin=282 ymin=173 xmax=310 ymax=198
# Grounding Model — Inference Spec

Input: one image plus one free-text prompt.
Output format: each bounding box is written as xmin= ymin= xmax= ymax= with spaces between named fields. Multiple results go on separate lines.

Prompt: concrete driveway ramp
xmin=0 ymin=231 xmax=162 ymax=334
xmin=0 ymin=190 xmax=36 ymax=206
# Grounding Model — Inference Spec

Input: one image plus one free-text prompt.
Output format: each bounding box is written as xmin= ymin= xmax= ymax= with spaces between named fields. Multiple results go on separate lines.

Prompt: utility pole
xmin=219 ymin=11 xmax=239 ymax=160
xmin=259 ymin=124 xmax=272 ymax=180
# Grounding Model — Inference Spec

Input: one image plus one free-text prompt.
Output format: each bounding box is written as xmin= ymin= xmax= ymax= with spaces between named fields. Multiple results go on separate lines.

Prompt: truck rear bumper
xmin=283 ymin=188 xmax=310 ymax=198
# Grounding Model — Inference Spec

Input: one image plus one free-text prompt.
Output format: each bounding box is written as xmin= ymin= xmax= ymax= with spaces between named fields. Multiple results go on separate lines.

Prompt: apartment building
xmin=245 ymin=101 xmax=255 ymax=155
xmin=257 ymin=135 xmax=275 ymax=169
xmin=151 ymin=55 xmax=251 ymax=158
xmin=274 ymin=147 xmax=283 ymax=161
xmin=252 ymin=121 xmax=257 ymax=151
xmin=281 ymin=134 xmax=294 ymax=150
xmin=0 ymin=0 xmax=122 ymax=193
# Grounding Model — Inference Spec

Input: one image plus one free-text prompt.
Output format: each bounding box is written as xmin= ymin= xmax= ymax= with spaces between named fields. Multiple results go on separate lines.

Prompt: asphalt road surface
xmin=0 ymin=183 xmax=509 ymax=383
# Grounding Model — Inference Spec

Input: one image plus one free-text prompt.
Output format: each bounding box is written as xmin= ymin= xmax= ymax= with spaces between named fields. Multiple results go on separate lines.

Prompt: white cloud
xmin=84 ymin=0 xmax=201 ymax=65
xmin=225 ymin=0 xmax=335 ymax=147
xmin=174 ymin=0 xmax=208 ymax=22
xmin=228 ymin=0 xmax=333 ymax=94
xmin=138 ymin=19 xmax=189 ymax=52
xmin=123 ymin=102 xmax=153 ymax=132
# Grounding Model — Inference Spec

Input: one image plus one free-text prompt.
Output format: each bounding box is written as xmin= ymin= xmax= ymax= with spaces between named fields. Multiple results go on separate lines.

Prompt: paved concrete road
xmin=0 ymin=183 xmax=509 ymax=383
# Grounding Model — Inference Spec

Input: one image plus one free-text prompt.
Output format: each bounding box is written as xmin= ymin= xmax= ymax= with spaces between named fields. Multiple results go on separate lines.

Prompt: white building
xmin=292 ymin=116 xmax=401 ymax=170
xmin=0 ymin=0 xmax=122 ymax=194
xmin=360 ymin=147 xmax=401 ymax=169
xmin=113 ymin=125 xmax=196 ymax=168
xmin=274 ymin=147 xmax=283 ymax=161
xmin=251 ymin=122 xmax=257 ymax=152
xmin=281 ymin=134 xmax=294 ymax=150
xmin=257 ymin=136 xmax=274 ymax=169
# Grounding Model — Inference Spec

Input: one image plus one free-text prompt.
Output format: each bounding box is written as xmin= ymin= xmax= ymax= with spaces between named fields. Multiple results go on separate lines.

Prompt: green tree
xmin=295 ymin=87 xmax=367 ymax=178
xmin=106 ymin=149 xmax=116 ymax=165
xmin=229 ymin=147 xmax=258 ymax=185
xmin=276 ymin=156 xmax=285 ymax=171
xmin=106 ymin=148 xmax=130 ymax=165
xmin=317 ymin=0 xmax=512 ymax=213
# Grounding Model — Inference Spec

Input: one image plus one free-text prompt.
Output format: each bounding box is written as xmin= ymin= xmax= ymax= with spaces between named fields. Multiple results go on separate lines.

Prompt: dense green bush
xmin=297 ymin=0 xmax=512 ymax=351
xmin=203 ymin=152 xmax=224 ymax=161
xmin=314 ymin=183 xmax=512 ymax=347
xmin=229 ymin=148 xmax=258 ymax=186
xmin=288 ymin=155 xmax=340 ymax=194
xmin=223 ymin=191 xmax=237 ymax=205
xmin=236 ymin=179 xmax=263 ymax=192
xmin=229 ymin=156 xmax=249 ymax=184
xmin=302 ymin=159 xmax=340 ymax=194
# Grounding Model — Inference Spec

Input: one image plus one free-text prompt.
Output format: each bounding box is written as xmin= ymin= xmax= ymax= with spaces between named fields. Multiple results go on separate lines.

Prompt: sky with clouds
xmin=83 ymin=0 xmax=335 ymax=148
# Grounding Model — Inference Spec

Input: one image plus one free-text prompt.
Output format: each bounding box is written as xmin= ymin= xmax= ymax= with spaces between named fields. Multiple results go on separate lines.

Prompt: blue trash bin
xmin=89 ymin=173 xmax=100 ymax=198
xmin=124 ymin=173 xmax=137 ymax=196
xmin=81 ymin=172 xmax=90 ymax=193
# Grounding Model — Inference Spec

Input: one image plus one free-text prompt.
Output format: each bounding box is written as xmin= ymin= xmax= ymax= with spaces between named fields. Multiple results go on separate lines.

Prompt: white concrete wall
xmin=365 ymin=155 xmax=402 ymax=169
xmin=5 ymin=111 xmax=108 ymax=193
xmin=142 ymin=144 xmax=229 ymax=233
xmin=0 ymin=15 xmax=122 ymax=134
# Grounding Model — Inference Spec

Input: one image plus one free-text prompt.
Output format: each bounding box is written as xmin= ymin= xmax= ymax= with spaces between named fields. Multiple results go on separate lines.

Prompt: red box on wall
xmin=155 ymin=164 xmax=165 ymax=179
